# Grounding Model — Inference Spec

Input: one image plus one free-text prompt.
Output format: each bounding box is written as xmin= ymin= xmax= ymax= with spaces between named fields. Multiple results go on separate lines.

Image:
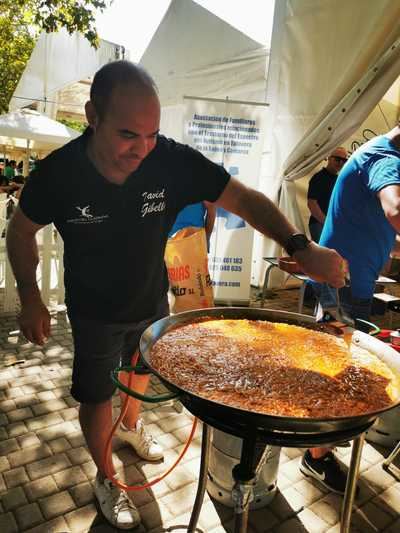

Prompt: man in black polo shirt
xmin=7 ymin=60 xmax=346 ymax=530
xmin=307 ymin=147 xmax=348 ymax=242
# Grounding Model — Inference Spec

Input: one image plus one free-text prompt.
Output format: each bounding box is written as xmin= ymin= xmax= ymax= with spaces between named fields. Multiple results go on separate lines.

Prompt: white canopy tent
xmin=0 ymin=109 xmax=80 ymax=174
xmin=7 ymin=0 xmax=400 ymax=294
xmin=141 ymin=0 xmax=268 ymax=105
xmin=0 ymin=108 xmax=79 ymax=311
xmin=0 ymin=108 xmax=80 ymax=150
xmin=258 ymin=0 xmax=400 ymax=286
xmin=139 ymin=0 xmax=269 ymax=140
xmin=3 ymin=0 xmax=272 ymax=312
xmin=9 ymin=30 xmax=126 ymax=119
xmin=139 ymin=0 xmax=400 ymax=286
xmin=138 ymin=0 xmax=271 ymax=297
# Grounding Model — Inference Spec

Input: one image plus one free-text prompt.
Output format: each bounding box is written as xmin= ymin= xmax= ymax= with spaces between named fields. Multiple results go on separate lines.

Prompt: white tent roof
xmin=140 ymin=0 xmax=268 ymax=107
xmin=9 ymin=0 xmax=268 ymax=123
xmin=0 ymin=109 xmax=80 ymax=151
xmin=9 ymin=30 xmax=125 ymax=114
xmin=251 ymin=0 xmax=400 ymax=287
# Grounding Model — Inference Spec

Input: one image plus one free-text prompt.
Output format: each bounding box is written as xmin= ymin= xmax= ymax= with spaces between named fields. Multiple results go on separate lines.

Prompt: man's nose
xmin=134 ymin=137 xmax=150 ymax=158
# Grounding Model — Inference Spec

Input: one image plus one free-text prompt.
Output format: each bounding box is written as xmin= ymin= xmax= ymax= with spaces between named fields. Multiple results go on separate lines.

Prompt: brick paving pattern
xmin=0 ymin=287 xmax=400 ymax=532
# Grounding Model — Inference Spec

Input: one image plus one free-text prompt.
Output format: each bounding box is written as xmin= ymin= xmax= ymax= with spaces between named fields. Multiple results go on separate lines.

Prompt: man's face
xmin=327 ymin=147 xmax=348 ymax=174
xmin=88 ymin=83 xmax=161 ymax=184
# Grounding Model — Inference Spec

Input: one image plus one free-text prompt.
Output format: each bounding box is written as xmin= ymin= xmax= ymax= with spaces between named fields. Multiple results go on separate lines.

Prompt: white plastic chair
xmin=0 ymin=193 xmax=7 ymax=235
xmin=0 ymin=193 xmax=9 ymax=285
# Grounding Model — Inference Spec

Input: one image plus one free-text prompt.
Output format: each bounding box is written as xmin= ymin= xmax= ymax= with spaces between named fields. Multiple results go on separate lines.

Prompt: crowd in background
xmin=0 ymin=159 xmax=27 ymax=198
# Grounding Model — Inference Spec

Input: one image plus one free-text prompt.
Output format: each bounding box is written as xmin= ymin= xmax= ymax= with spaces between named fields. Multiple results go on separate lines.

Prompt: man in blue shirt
xmin=318 ymin=127 xmax=400 ymax=321
xmin=302 ymin=125 xmax=400 ymax=495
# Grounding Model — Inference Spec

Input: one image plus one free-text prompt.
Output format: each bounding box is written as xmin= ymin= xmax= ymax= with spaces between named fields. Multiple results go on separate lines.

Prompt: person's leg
xmin=300 ymin=449 xmax=348 ymax=494
xmin=337 ymin=285 xmax=372 ymax=329
xmin=115 ymin=297 xmax=170 ymax=460
xmin=312 ymin=282 xmax=339 ymax=321
xmin=79 ymin=399 xmax=114 ymax=479
xmin=119 ymin=297 xmax=169 ymax=423
xmin=309 ymin=447 xmax=331 ymax=459
xmin=69 ymin=316 xmax=126 ymax=462
xmin=350 ymin=296 xmax=372 ymax=331
xmin=301 ymin=284 xmax=356 ymax=494
xmin=319 ymin=283 xmax=338 ymax=309
xmin=120 ymin=370 xmax=151 ymax=429
xmin=116 ymin=370 xmax=163 ymax=461
xmin=69 ymin=316 xmax=140 ymax=528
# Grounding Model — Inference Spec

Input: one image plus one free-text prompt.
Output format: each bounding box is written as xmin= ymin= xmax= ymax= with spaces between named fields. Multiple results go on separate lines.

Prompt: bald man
xmin=307 ymin=147 xmax=348 ymax=242
xmin=7 ymin=60 xmax=346 ymax=529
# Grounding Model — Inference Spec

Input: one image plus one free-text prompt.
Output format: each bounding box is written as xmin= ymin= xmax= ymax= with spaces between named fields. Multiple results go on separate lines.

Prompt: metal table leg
xmin=383 ymin=440 xmax=400 ymax=470
xmin=340 ymin=433 xmax=365 ymax=533
xmin=261 ymin=264 xmax=275 ymax=307
xmin=298 ymin=281 xmax=307 ymax=314
xmin=188 ymin=423 xmax=211 ymax=533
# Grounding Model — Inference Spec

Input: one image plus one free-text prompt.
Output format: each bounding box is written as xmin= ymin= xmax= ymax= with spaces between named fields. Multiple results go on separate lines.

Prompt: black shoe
xmin=300 ymin=450 xmax=348 ymax=494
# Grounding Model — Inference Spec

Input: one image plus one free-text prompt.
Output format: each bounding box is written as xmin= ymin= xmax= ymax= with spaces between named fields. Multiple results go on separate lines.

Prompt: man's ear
xmin=85 ymin=101 xmax=98 ymax=130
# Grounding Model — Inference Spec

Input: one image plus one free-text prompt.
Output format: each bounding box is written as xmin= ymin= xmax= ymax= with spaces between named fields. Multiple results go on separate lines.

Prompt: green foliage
xmin=0 ymin=1 xmax=111 ymax=114
xmin=58 ymin=117 xmax=88 ymax=133
xmin=0 ymin=6 xmax=35 ymax=114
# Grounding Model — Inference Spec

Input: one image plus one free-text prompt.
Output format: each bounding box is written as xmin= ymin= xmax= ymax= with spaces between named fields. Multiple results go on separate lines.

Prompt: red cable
xmin=104 ymin=352 xmax=198 ymax=491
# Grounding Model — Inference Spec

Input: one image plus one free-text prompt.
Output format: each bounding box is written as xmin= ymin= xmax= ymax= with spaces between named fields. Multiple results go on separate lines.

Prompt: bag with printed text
xmin=165 ymin=226 xmax=214 ymax=313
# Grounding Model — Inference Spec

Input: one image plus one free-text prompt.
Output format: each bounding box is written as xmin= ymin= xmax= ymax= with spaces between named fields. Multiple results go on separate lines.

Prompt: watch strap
xmin=284 ymin=233 xmax=311 ymax=256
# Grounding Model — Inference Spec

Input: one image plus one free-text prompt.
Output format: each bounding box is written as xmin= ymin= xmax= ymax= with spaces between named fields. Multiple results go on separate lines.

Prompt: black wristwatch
xmin=284 ymin=233 xmax=311 ymax=256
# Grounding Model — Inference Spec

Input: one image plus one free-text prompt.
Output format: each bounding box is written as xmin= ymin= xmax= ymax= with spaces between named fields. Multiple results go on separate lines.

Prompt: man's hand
xmin=294 ymin=242 xmax=346 ymax=288
xmin=18 ymin=300 xmax=51 ymax=346
xmin=6 ymin=207 xmax=50 ymax=345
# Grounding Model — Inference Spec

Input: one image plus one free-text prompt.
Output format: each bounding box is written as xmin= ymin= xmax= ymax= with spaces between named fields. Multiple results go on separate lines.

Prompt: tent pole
xmin=183 ymin=95 xmax=269 ymax=107
xmin=24 ymin=140 xmax=30 ymax=177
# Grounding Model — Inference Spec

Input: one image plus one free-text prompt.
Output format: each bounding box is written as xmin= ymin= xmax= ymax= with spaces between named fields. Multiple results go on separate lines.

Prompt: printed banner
xmin=183 ymin=97 xmax=268 ymax=302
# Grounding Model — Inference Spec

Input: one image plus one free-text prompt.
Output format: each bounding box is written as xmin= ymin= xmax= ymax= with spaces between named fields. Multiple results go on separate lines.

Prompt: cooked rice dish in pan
xmin=150 ymin=319 xmax=400 ymax=418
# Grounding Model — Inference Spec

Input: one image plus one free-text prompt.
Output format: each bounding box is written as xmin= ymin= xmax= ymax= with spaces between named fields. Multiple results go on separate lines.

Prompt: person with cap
xmin=307 ymin=147 xmax=348 ymax=242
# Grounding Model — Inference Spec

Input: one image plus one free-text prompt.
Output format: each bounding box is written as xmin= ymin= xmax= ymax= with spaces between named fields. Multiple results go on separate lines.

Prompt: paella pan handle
xmin=354 ymin=319 xmax=380 ymax=336
xmin=110 ymin=365 xmax=179 ymax=403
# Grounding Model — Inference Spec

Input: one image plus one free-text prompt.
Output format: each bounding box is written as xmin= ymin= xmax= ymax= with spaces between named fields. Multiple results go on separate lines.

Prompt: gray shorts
xmin=69 ymin=299 xmax=169 ymax=404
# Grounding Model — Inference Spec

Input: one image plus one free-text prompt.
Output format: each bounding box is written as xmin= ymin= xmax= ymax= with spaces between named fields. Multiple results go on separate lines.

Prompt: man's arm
xmin=378 ymin=184 xmax=400 ymax=232
xmin=307 ymin=198 xmax=326 ymax=224
xmin=215 ymin=177 xmax=345 ymax=287
xmin=204 ymin=201 xmax=216 ymax=243
xmin=6 ymin=206 xmax=51 ymax=345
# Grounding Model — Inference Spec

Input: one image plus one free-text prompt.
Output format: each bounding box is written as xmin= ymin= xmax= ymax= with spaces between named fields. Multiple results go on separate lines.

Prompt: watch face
xmin=291 ymin=234 xmax=309 ymax=249
xmin=286 ymin=233 xmax=310 ymax=255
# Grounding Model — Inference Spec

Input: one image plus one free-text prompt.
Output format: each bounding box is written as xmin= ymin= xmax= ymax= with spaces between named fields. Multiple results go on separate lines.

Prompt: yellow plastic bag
xmin=165 ymin=226 xmax=214 ymax=312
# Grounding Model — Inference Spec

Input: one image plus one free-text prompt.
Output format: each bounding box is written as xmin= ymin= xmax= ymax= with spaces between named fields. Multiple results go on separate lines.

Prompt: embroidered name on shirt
xmin=67 ymin=205 xmax=109 ymax=224
xmin=141 ymin=189 xmax=166 ymax=218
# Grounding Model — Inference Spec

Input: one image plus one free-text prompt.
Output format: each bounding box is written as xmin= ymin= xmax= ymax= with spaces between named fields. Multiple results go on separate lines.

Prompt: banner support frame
xmin=183 ymin=95 xmax=270 ymax=107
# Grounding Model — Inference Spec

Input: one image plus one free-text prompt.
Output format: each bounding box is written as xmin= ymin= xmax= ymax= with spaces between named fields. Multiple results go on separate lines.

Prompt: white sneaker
xmin=115 ymin=419 xmax=164 ymax=461
xmin=94 ymin=475 xmax=140 ymax=530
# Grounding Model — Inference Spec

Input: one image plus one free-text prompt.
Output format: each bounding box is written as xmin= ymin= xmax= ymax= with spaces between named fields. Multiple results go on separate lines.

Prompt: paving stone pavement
xmin=1 ymin=288 xmax=400 ymax=532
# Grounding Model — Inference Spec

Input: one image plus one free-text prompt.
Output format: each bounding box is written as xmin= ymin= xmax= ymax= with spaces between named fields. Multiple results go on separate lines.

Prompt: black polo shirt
xmin=19 ymin=133 xmax=230 ymax=322
xmin=307 ymin=167 xmax=337 ymax=225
